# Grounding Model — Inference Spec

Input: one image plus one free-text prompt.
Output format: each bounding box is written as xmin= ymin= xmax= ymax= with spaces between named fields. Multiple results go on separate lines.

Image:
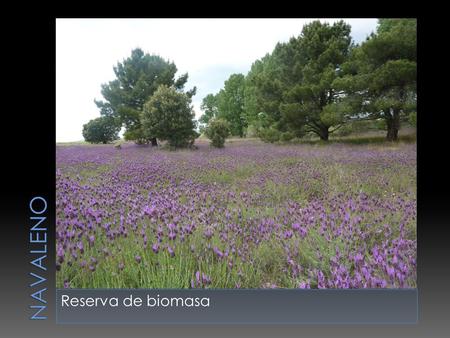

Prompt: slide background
xmin=2 ymin=14 xmax=449 ymax=337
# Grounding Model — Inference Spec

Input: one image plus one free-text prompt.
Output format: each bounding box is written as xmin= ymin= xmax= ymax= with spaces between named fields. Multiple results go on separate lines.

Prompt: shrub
xmin=141 ymin=85 xmax=198 ymax=148
xmin=408 ymin=112 xmax=417 ymax=127
xmin=246 ymin=124 xmax=259 ymax=138
xmin=123 ymin=127 xmax=150 ymax=145
xmin=258 ymin=127 xmax=281 ymax=143
xmin=280 ymin=131 xmax=295 ymax=142
xmin=82 ymin=116 xmax=120 ymax=144
xmin=204 ymin=118 xmax=230 ymax=148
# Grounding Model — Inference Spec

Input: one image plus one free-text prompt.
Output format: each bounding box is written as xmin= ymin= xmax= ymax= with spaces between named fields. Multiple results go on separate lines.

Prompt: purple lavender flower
xmin=213 ymin=246 xmax=224 ymax=259
xmin=386 ymin=266 xmax=395 ymax=280
xmin=298 ymin=226 xmax=308 ymax=238
xmin=152 ymin=243 xmax=160 ymax=254
xmin=298 ymin=281 xmax=311 ymax=289
xmin=203 ymin=228 xmax=213 ymax=239
xmin=354 ymin=252 xmax=364 ymax=266
xmin=284 ymin=230 xmax=293 ymax=239
xmin=167 ymin=246 xmax=175 ymax=257
xmin=317 ymin=270 xmax=326 ymax=289
xmin=56 ymin=140 xmax=416 ymax=289
xmin=88 ymin=235 xmax=95 ymax=246
xmin=57 ymin=246 xmax=65 ymax=263
xmin=76 ymin=241 xmax=84 ymax=253
xmin=143 ymin=205 xmax=156 ymax=216
xmin=202 ymin=273 xmax=211 ymax=285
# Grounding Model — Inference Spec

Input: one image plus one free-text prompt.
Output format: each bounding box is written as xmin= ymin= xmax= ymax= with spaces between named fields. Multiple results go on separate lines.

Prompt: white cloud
xmin=56 ymin=18 xmax=378 ymax=142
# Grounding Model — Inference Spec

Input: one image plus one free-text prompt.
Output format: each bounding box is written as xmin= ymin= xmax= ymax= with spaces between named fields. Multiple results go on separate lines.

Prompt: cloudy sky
xmin=56 ymin=18 xmax=378 ymax=142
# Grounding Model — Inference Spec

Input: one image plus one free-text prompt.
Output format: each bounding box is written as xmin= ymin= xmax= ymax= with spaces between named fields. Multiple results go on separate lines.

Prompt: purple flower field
xmin=56 ymin=140 xmax=416 ymax=288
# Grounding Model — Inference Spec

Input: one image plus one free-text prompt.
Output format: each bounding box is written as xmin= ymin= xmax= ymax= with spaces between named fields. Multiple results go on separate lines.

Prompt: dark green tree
xmin=216 ymin=74 xmax=247 ymax=137
xmin=204 ymin=118 xmax=230 ymax=148
xmin=277 ymin=20 xmax=354 ymax=140
xmin=244 ymin=54 xmax=284 ymax=133
xmin=199 ymin=94 xmax=219 ymax=126
xmin=141 ymin=85 xmax=198 ymax=148
xmin=94 ymin=48 xmax=196 ymax=145
xmin=334 ymin=19 xmax=417 ymax=141
xmin=82 ymin=116 xmax=121 ymax=144
xmin=243 ymin=21 xmax=353 ymax=141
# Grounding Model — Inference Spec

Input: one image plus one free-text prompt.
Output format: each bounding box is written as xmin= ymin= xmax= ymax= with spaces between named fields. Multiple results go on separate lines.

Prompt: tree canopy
xmin=334 ymin=19 xmax=417 ymax=141
xmin=216 ymin=74 xmax=247 ymax=137
xmin=82 ymin=116 xmax=120 ymax=144
xmin=204 ymin=118 xmax=230 ymax=148
xmin=277 ymin=20 xmax=354 ymax=140
xmin=200 ymin=74 xmax=247 ymax=137
xmin=199 ymin=94 xmax=219 ymax=126
xmin=199 ymin=19 xmax=416 ymax=142
xmin=205 ymin=21 xmax=355 ymax=141
xmin=94 ymin=48 xmax=196 ymax=144
xmin=84 ymin=20 xmax=416 ymax=147
xmin=141 ymin=85 xmax=198 ymax=148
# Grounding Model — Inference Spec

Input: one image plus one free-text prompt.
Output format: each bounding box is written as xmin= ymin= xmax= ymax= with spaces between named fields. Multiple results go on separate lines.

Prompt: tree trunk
xmin=319 ymin=127 xmax=329 ymax=141
xmin=151 ymin=137 xmax=158 ymax=146
xmin=386 ymin=109 xmax=400 ymax=142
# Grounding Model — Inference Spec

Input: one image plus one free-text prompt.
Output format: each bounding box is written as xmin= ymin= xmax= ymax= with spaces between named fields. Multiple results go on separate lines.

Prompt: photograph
xmin=55 ymin=18 xmax=417 ymax=289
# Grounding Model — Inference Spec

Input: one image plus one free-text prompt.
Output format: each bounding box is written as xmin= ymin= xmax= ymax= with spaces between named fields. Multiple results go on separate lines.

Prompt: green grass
xmin=197 ymin=164 xmax=258 ymax=185
xmin=57 ymin=134 xmax=416 ymax=289
xmin=57 ymin=228 xmax=261 ymax=288
xmin=288 ymin=130 xmax=416 ymax=146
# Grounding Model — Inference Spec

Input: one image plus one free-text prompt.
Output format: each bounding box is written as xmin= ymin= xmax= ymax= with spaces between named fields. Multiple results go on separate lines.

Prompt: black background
xmin=1 ymin=13 xmax=449 ymax=337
